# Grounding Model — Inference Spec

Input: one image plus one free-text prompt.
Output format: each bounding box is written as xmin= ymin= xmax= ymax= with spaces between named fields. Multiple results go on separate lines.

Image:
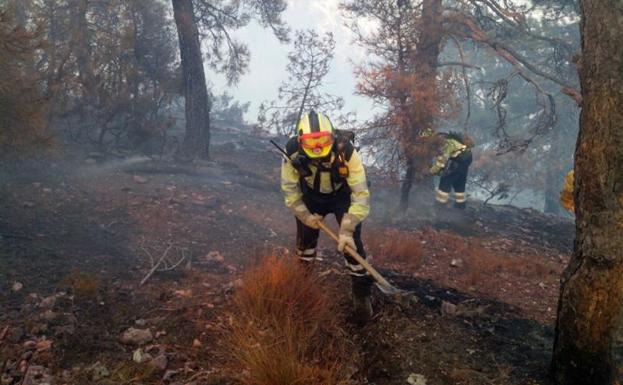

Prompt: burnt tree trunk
xmin=172 ymin=0 xmax=210 ymax=161
xmin=551 ymin=1 xmax=623 ymax=384
xmin=399 ymin=0 xmax=442 ymax=210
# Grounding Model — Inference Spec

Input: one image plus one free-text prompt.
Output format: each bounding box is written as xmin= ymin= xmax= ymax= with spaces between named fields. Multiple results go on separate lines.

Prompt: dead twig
xmin=18 ymin=361 xmax=30 ymax=385
xmin=160 ymin=249 xmax=186 ymax=272
xmin=140 ymin=245 xmax=155 ymax=267
xmin=185 ymin=370 xmax=211 ymax=383
xmin=0 ymin=326 xmax=9 ymax=342
xmin=140 ymin=244 xmax=173 ymax=286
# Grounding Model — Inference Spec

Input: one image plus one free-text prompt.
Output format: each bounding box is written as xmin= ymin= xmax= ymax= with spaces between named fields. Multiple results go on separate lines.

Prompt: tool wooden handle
xmin=317 ymin=221 xmax=394 ymax=289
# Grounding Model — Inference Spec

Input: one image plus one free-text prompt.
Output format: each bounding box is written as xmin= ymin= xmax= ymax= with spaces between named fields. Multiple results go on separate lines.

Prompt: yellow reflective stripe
xmin=290 ymin=200 xmax=308 ymax=214
xmin=346 ymin=149 xmax=370 ymax=221
xmin=281 ymin=157 xmax=302 ymax=207
xmin=436 ymin=189 xmax=449 ymax=203
xmin=454 ymin=192 xmax=466 ymax=203
xmin=352 ymin=192 xmax=370 ymax=206
xmin=348 ymin=270 xmax=369 ymax=277
xmin=345 ymin=261 xmax=365 ymax=272
xmin=319 ymin=172 xmax=334 ymax=193
xmin=348 ymin=196 xmax=370 ymax=221
xmin=350 ymin=181 xmax=367 ymax=193
xmin=281 ymin=177 xmax=298 ymax=190
xmin=298 ymin=114 xmax=310 ymax=134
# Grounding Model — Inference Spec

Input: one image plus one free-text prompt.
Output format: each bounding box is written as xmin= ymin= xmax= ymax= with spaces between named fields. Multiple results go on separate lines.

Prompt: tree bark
xmin=551 ymin=2 xmax=623 ymax=384
xmin=172 ymin=0 xmax=210 ymax=161
xmin=400 ymin=158 xmax=416 ymax=210
xmin=399 ymin=0 xmax=442 ymax=209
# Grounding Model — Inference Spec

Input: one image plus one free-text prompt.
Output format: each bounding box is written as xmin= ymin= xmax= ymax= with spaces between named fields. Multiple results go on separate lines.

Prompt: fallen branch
xmin=140 ymin=244 xmax=173 ymax=286
xmin=159 ymin=249 xmax=187 ymax=272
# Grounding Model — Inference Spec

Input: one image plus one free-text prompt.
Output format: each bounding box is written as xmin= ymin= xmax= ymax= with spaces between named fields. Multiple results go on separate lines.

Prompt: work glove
xmin=338 ymin=213 xmax=359 ymax=253
xmin=289 ymin=200 xmax=323 ymax=229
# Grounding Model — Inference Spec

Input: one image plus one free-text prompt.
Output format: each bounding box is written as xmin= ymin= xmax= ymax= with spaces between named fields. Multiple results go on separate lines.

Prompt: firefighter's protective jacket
xmin=281 ymin=144 xmax=370 ymax=222
xmin=430 ymin=138 xmax=468 ymax=175
xmin=560 ymin=170 xmax=574 ymax=213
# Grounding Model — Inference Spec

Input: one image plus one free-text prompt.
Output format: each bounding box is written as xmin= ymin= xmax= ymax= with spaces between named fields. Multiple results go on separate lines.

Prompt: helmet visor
xmin=300 ymin=132 xmax=333 ymax=157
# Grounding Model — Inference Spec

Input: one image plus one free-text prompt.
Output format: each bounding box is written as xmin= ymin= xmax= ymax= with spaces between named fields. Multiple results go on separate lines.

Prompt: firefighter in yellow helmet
xmin=429 ymin=131 xmax=474 ymax=209
xmin=280 ymin=110 xmax=373 ymax=321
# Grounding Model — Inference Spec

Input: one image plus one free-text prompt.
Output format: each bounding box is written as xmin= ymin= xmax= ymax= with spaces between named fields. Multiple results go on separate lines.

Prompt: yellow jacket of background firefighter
xmin=280 ymin=136 xmax=370 ymax=224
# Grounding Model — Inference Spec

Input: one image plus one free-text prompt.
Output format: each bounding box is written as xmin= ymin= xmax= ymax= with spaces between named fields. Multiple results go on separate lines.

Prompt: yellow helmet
xmin=297 ymin=110 xmax=334 ymax=158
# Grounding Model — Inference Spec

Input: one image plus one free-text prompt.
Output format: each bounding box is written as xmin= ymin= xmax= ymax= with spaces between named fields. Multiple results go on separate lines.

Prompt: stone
xmin=132 ymin=348 xmax=152 ymax=364
xmin=133 ymin=175 xmax=149 ymax=184
xmin=441 ymin=300 xmax=458 ymax=316
xmin=149 ymin=354 xmax=168 ymax=372
xmin=450 ymin=258 xmax=463 ymax=268
xmin=11 ymin=282 xmax=23 ymax=292
xmin=407 ymin=373 xmax=427 ymax=385
xmin=120 ymin=328 xmax=153 ymax=345
xmin=35 ymin=339 xmax=52 ymax=352
xmin=88 ymin=362 xmax=109 ymax=381
xmin=203 ymin=251 xmax=224 ymax=263
xmin=39 ymin=296 xmax=56 ymax=309
xmin=134 ymin=319 xmax=147 ymax=327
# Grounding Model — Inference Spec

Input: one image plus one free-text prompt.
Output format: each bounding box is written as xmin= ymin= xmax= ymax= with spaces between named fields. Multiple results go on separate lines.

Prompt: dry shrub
xmin=366 ymin=228 xmax=423 ymax=267
xmin=228 ymin=256 xmax=352 ymax=385
xmin=60 ymin=271 xmax=101 ymax=301
xmin=463 ymin=247 xmax=553 ymax=281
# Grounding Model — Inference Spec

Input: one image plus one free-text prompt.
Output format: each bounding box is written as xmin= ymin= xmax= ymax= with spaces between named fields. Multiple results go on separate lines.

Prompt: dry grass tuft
xmin=366 ymin=228 xmax=423 ymax=267
xmin=60 ymin=271 xmax=101 ymax=301
xmin=227 ymin=256 xmax=353 ymax=385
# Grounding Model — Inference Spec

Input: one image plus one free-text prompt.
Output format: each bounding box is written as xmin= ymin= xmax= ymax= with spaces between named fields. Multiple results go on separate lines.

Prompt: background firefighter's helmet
xmin=297 ymin=110 xmax=334 ymax=158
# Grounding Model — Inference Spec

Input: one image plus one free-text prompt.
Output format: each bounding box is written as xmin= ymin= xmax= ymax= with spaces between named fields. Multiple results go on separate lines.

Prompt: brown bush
xmin=366 ymin=228 xmax=423 ymax=267
xmin=0 ymin=10 xmax=51 ymax=156
xmin=228 ymin=256 xmax=353 ymax=385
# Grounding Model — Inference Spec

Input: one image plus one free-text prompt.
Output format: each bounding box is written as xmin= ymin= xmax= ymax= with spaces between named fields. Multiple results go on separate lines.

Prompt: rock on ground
xmin=120 ymin=328 xmax=153 ymax=345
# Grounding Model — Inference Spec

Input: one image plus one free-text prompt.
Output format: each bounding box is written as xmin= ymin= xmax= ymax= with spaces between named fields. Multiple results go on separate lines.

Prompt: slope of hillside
xmin=0 ymin=128 xmax=580 ymax=385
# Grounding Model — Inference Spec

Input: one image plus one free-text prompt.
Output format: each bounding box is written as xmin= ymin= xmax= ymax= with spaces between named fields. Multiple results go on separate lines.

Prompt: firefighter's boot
xmin=353 ymin=293 xmax=373 ymax=324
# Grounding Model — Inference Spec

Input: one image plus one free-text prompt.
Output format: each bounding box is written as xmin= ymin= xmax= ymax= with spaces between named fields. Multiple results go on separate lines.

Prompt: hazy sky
xmin=207 ymin=0 xmax=375 ymax=124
